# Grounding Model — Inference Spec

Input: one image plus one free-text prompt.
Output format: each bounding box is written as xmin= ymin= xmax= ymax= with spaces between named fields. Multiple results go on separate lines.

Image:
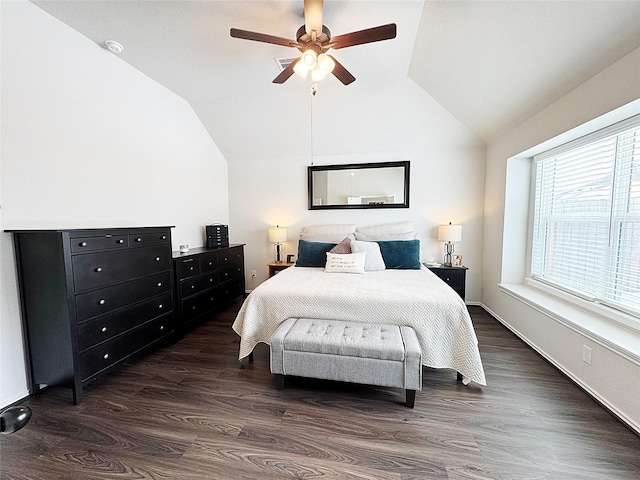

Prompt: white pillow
xmin=302 ymin=224 xmax=356 ymax=235
xmin=324 ymin=252 xmax=366 ymax=274
xmin=354 ymin=231 xmax=416 ymax=241
xmin=300 ymin=233 xmax=355 ymax=243
xmin=349 ymin=240 xmax=386 ymax=271
xmin=355 ymin=221 xmax=414 ymax=236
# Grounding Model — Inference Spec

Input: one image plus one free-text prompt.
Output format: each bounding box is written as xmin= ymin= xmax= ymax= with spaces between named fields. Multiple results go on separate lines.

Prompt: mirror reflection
xmin=308 ymin=161 xmax=410 ymax=210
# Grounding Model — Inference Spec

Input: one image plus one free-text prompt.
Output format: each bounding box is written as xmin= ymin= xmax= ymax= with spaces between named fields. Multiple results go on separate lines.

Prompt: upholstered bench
xmin=269 ymin=318 xmax=422 ymax=408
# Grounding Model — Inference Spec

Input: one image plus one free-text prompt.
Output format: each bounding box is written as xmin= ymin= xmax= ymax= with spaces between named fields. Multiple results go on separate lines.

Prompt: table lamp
xmin=268 ymin=225 xmax=287 ymax=262
xmin=438 ymin=222 xmax=462 ymax=266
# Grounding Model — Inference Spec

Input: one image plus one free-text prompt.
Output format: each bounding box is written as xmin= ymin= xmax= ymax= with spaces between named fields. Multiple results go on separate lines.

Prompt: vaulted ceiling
xmin=31 ymin=0 xmax=640 ymax=156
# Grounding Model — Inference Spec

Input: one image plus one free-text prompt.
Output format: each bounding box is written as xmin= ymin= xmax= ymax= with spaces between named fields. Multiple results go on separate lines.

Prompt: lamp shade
xmin=268 ymin=226 xmax=287 ymax=243
xmin=438 ymin=223 xmax=462 ymax=242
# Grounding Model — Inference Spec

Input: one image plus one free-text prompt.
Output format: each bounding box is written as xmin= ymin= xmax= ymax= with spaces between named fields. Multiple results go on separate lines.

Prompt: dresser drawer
xmin=70 ymin=234 xmax=128 ymax=253
xmin=75 ymin=271 xmax=171 ymax=321
xmin=199 ymin=253 xmax=218 ymax=273
xmin=72 ymin=245 xmax=170 ymax=292
xmin=435 ymin=269 xmax=465 ymax=288
xmin=182 ymin=288 xmax=221 ymax=322
xmin=128 ymin=232 xmax=170 ymax=247
xmin=219 ymin=278 xmax=244 ymax=303
xmin=180 ymin=271 xmax=218 ymax=298
xmin=80 ymin=314 xmax=172 ymax=381
xmin=175 ymin=257 xmax=200 ymax=279
xmin=77 ymin=292 xmax=172 ymax=351
xmin=218 ymin=247 xmax=243 ymax=268
xmin=219 ymin=265 xmax=242 ymax=283
xmin=428 ymin=267 xmax=466 ymax=300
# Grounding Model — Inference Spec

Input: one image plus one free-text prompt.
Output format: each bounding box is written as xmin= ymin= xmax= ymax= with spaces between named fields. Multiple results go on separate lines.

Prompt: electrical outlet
xmin=251 ymin=270 xmax=256 ymax=278
xmin=582 ymin=345 xmax=592 ymax=365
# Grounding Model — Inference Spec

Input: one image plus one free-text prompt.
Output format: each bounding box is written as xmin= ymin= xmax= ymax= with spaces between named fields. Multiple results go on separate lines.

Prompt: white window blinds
xmin=532 ymin=116 xmax=640 ymax=317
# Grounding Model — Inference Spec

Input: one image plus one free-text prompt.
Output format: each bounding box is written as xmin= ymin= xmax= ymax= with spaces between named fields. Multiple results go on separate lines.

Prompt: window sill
xmin=499 ymin=283 xmax=640 ymax=364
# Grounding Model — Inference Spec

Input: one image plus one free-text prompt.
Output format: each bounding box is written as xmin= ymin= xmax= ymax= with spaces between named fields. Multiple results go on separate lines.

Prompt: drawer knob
xmin=209 ymin=278 xmax=213 ymax=282
xmin=446 ymin=277 xmax=450 ymax=281
xmin=101 ymin=327 xmax=107 ymax=333
xmin=208 ymin=261 xmax=213 ymax=266
xmin=189 ymin=266 xmax=194 ymax=271
xmin=98 ymin=299 xmax=106 ymax=305
xmin=161 ymin=235 xmax=166 ymax=240
xmin=136 ymin=237 xmax=142 ymax=242
xmin=95 ymin=267 xmax=103 ymax=273
xmin=158 ymin=304 xmax=163 ymax=309
xmin=192 ymin=306 xmax=196 ymax=310
xmin=160 ymin=325 xmax=164 ymax=330
xmin=224 ymin=272 xmax=228 ymax=277
xmin=155 ymin=256 xmax=161 ymax=262
xmin=80 ymin=242 xmax=88 ymax=247
xmin=118 ymin=239 xmax=124 ymax=244
xmin=191 ymin=285 xmax=195 ymax=289
xmin=103 ymin=353 xmax=109 ymax=360
xmin=224 ymin=257 xmax=228 ymax=261
xmin=157 ymin=282 xmax=162 ymax=287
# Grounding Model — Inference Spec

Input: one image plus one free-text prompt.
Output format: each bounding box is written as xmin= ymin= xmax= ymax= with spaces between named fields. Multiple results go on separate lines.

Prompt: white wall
xmin=228 ymin=78 xmax=486 ymax=297
xmin=482 ymin=48 xmax=640 ymax=430
xmin=0 ymin=1 xmax=229 ymax=407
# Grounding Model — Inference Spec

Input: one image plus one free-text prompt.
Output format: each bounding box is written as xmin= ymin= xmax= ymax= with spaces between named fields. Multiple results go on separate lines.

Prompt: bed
xmin=232 ymin=264 xmax=487 ymax=386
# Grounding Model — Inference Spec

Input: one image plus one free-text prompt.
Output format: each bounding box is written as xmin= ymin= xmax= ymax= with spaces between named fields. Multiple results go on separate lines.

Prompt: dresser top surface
xmin=172 ymin=245 xmax=244 ymax=259
xmin=6 ymin=226 xmax=174 ymax=234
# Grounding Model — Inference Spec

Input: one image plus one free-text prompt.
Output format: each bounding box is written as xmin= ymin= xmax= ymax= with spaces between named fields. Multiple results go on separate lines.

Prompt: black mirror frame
xmin=308 ymin=161 xmax=410 ymax=210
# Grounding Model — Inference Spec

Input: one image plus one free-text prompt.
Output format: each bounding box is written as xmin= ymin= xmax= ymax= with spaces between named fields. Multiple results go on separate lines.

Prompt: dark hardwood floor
xmin=1 ymin=302 xmax=638 ymax=479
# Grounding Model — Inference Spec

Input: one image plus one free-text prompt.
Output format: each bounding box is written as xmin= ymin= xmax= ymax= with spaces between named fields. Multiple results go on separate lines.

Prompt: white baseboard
xmin=480 ymin=302 xmax=639 ymax=435
xmin=1 ymin=389 xmax=30 ymax=410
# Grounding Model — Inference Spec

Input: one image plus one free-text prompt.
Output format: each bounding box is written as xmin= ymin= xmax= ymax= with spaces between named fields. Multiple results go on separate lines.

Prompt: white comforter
xmin=232 ymin=266 xmax=486 ymax=385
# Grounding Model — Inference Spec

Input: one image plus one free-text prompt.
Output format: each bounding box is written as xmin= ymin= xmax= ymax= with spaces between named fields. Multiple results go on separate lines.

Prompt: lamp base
xmin=275 ymin=243 xmax=282 ymax=263
xmin=443 ymin=242 xmax=454 ymax=267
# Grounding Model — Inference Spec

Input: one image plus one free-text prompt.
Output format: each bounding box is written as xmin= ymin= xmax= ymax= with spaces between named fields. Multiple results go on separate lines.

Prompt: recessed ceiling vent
xmin=275 ymin=56 xmax=298 ymax=72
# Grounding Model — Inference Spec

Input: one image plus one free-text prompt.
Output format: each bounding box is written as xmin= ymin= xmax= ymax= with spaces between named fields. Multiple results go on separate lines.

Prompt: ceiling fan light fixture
xmin=293 ymin=60 xmax=309 ymax=79
xmin=301 ymin=49 xmax=317 ymax=67
xmin=311 ymin=66 xmax=326 ymax=82
xmin=317 ymin=53 xmax=335 ymax=74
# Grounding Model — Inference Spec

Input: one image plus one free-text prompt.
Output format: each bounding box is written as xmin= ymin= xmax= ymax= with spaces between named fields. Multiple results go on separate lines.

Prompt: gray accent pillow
xmin=329 ymin=237 xmax=352 ymax=254
xmin=350 ymin=240 xmax=386 ymax=271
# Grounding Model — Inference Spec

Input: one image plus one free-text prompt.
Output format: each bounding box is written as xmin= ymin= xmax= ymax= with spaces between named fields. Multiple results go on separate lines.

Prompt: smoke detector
xmin=104 ymin=40 xmax=124 ymax=54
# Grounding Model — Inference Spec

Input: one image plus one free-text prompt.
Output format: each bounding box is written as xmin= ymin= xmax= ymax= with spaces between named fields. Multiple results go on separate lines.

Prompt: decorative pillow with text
xmin=325 ymin=252 xmax=366 ymax=274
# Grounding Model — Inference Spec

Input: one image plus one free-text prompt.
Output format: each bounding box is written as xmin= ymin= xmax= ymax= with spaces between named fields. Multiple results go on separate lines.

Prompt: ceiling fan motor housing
xmin=296 ymin=25 xmax=332 ymax=50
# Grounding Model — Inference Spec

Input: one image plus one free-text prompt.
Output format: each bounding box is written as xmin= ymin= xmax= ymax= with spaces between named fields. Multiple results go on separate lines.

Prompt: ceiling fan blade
xmin=273 ymin=58 xmax=300 ymax=84
xmin=331 ymin=23 xmax=397 ymax=49
xmin=230 ymin=28 xmax=296 ymax=48
xmin=304 ymin=0 xmax=323 ymax=37
xmin=329 ymin=56 xmax=355 ymax=85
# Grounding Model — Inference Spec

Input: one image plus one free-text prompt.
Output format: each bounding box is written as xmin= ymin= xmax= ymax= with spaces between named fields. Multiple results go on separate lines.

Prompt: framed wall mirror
xmin=308 ymin=161 xmax=410 ymax=210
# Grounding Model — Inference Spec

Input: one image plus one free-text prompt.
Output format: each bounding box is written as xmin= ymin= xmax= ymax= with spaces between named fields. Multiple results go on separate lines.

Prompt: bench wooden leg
xmin=457 ymin=371 xmax=463 ymax=382
xmin=275 ymin=374 xmax=285 ymax=390
xmin=406 ymin=389 xmax=416 ymax=408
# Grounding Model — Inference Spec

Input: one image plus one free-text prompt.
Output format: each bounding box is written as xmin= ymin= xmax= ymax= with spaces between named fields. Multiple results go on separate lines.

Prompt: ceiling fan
xmin=230 ymin=0 xmax=396 ymax=85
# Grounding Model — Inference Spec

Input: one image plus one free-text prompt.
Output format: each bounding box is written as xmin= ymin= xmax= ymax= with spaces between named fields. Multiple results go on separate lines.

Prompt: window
xmin=531 ymin=116 xmax=640 ymax=318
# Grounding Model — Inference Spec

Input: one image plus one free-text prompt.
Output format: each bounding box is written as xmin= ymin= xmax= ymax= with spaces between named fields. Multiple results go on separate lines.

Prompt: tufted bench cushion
xmin=270 ymin=318 xmax=422 ymax=407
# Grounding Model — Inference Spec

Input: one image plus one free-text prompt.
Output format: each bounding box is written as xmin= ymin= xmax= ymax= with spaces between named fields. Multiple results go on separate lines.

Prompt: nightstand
xmin=268 ymin=262 xmax=294 ymax=278
xmin=426 ymin=265 xmax=467 ymax=300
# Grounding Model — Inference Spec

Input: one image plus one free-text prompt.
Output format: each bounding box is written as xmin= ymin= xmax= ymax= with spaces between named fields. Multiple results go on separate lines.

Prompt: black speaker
xmin=206 ymin=224 xmax=229 ymax=249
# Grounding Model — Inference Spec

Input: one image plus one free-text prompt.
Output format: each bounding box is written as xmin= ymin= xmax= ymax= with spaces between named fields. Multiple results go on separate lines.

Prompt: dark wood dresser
xmin=173 ymin=245 xmax=245 ymax=334
xmin=8 ymin=227 xmax=175 ymax=404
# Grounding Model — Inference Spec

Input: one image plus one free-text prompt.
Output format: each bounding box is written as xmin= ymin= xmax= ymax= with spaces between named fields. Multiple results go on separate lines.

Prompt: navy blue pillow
xmin=295 ymin=240 xmax=337 ymax=267
xmin=376 ymin=240 xmax=421 ymax=269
